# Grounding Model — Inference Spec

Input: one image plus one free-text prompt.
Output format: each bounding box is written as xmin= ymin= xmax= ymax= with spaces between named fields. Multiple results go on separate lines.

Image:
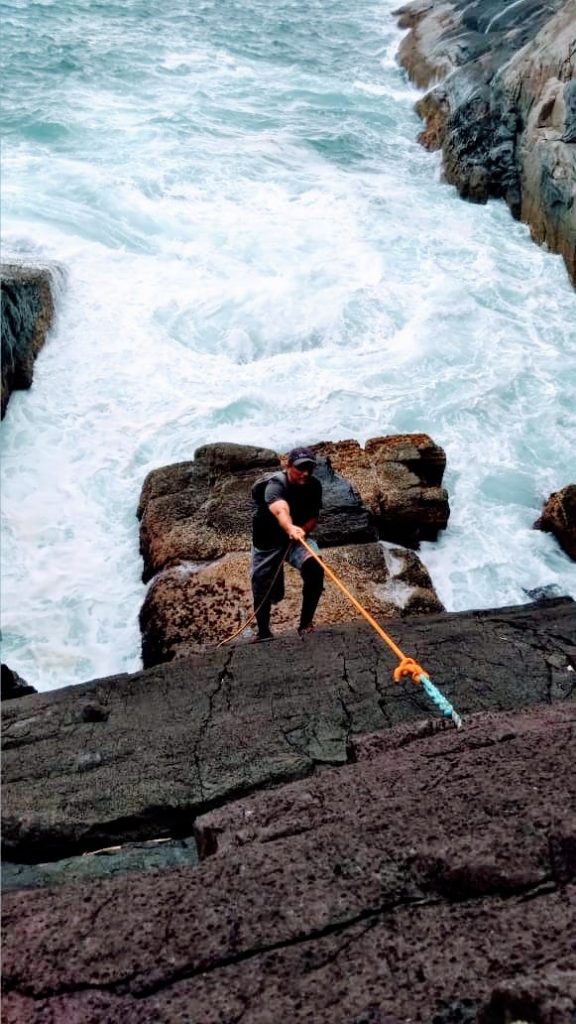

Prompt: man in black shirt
xmin=251 ymin=446 xmax=324 ymax=641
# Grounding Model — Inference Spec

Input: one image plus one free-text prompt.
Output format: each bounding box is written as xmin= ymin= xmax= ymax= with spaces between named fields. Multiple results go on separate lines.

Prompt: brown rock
xmin=395 ymin=1 xmax=460 ymax=90
xmin=534 ymin=484 xmax=576 ymax=561
xmin=138 ymin=435 xmax=448 ymax=659
xmin=138 ymin=442 xmax=280 ymax=580
xmin=139 ymin=435 xmax=449 ymax=583
xmin=3 ymin=701 xmax=575 ymax=1023
xmin=314 ymin=434 xmax=449 ymax=546
xmin=140 ymin=542 xmax=444 ymax=665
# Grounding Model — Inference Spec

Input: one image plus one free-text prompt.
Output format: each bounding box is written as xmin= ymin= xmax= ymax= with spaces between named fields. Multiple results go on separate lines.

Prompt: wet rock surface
xmin=1 ymin=836 xmax=198 ymax=893
xmin=395 ymin=0 xmax=576 ymax=285
xmin=0 ymin=262 xmax=59 ymax=418
xmin=535 ymin=483 xmax=576 ymax=561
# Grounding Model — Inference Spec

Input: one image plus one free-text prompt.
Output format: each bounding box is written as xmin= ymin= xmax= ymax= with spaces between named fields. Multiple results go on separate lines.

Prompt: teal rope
xmin=419 ymin=674 xmax=462 ymax=728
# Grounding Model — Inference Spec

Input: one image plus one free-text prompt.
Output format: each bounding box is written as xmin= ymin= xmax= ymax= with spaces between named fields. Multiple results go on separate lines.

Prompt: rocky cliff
xmin=395 ymin=0 xmax=576 ymax=285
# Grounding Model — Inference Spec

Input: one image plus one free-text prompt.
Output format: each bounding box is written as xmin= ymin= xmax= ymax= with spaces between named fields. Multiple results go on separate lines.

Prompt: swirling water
xmin=1 ymin=0 xmax=575 ymax=692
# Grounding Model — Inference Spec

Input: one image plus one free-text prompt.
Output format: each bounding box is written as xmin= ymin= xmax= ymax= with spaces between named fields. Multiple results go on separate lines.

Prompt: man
xmin=250 ymin=447 xmax=324 ymax=641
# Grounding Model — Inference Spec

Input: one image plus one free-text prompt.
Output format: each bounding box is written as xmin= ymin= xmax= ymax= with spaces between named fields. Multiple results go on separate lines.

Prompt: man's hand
xmin=287 ymin=524 xmax=306 ymax=543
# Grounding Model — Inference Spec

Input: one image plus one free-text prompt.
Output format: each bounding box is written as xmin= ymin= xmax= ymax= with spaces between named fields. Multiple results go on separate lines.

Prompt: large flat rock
xmin=2 ymin=598 xmax=575 ymax=864
xmin=2 ymin=699 xmax=575 ymax=1023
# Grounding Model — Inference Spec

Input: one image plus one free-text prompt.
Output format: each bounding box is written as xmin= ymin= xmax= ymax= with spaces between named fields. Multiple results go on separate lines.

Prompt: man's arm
xmin=268 ymin=499 xmax=307 ymax=542
xmin=300 ymin=517 xmax=318 ymax=536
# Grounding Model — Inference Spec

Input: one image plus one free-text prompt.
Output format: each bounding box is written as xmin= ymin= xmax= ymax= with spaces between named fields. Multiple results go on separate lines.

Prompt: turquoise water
xmin=1 ymin=0 xmax=575 ymax=691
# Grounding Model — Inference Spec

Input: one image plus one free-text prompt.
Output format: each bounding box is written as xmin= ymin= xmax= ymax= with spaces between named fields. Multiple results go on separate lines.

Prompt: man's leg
xmin=255 ymin=599 xmax=273 ymax=640
xmin=251 ymin=547 xmax=285 ymax=641
xmin=298 ymin=556 xmax=324 ymax=633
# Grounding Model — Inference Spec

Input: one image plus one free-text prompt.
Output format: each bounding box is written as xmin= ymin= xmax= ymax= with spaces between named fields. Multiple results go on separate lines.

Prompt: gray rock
xmin=0 ymin=262 xmax=62 ymax=418
xmin=396 ymin=0 xmax=576 ymax=285
xmin=2 ymin=598 xmax=574 ymax=864
xmin=2 ymin=837 xmax=198 ymax=893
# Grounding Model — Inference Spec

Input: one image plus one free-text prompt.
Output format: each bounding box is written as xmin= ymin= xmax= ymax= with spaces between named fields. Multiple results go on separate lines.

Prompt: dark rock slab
xmin=2 ymin=701 xmax=575 ymax=1023
xmin=0 ymin=262 xmax=60 ymax=418
xmin=2 ymin=598 xmax=574 ymax=865
xmin=535 ymin=483 xmax=576 ymax=561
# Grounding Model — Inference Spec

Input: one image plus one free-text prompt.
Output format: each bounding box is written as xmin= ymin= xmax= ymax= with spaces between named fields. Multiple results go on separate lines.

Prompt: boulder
xmin=395 ymin=0 xmax=576 ymax=286
xmin=138 ymin=436 xmax=449 ymax=662
xmin=139 ymin=543 xmax=443 ymax=666
xmin=534 ymin=484 xmax=576 ymax=560
xmin=1 ymin=664 xmax=37 ymax=701
xmin=138 ymin=436 xmax=448 ymax=581
xmin=0 ymin=263 xmax=59 ymax=418
xmin=138 ymin=443 xmax=280 ymax=581
xmin=312 ymin=435 xmax=449 ymax=546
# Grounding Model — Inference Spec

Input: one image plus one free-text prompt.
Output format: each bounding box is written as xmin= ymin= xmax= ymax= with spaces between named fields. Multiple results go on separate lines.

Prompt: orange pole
xmin=300 ymin=538 xmax=406 ymax=662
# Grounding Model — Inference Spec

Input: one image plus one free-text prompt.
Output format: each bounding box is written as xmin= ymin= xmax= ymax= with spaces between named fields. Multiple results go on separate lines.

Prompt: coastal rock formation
xmin=312 ymin=435 xmax=449 ymax=547
xmin=395 ymin=0 xmax=576 ymax=285
xmin=535 ymin=483 xmax=576 ymax=560
xmin=3 ymin=598 xmax=574 ymax=863
xmin=0 ymin=263 xmax=59 ymax=418
xmin=1 ymin=664 xmax=37 ymax=702
xmin=140 ymin=543 xmax=443 ymax=664
xmin=2 ymin=598 xmax=575 ymax=1022
xmin=138 ymin=438 xmax=449 ymax=664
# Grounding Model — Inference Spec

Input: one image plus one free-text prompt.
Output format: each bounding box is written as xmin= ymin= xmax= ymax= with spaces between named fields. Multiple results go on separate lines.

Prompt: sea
xmin=1 ymin=0 xmax=575 ymax=692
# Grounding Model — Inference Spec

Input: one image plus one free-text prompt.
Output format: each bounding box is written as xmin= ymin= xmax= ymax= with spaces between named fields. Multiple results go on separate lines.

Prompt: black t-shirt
xmin=252 ymin=471 xmax=322 ymax=550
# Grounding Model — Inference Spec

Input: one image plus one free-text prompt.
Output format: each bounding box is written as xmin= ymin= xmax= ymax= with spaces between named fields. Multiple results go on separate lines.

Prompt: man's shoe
xmin=297 ymin=623 xmax=315 ymax=637
xmin=250 ymin=632 xmax=274 ymax=644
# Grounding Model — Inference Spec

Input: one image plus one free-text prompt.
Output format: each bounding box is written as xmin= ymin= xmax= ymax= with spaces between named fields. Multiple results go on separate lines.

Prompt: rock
xmin=478 ymin=968 xmax=576 ymax=1024
xmin=2 ymin=598 xmax=574 ymax=864
xmin=2 ymin=697 xmax=575 ymax=1021
xmin=137 ymin=436 xmax=447 ymax=664
xmin=1 ymin=663 xmax=37 ymax=701
xmin=139 ymin=543 xmax=443 ymax=666
xmin=2 ymin=837 xmax=198 ymax=893
xmin=313 ymin=435 xmax=449 ymax=546
xmin=138 ymin=442 xmax=280 ymax=581
xmin=138 ymin=436 xmax=449 ymax=584
xmin=0 ymin=263 xmax=60 ymax=418
xmin=534 ymin=484 xmax=576 ymax=560
xmin=395 ymin=0 xmax=576 ymax=285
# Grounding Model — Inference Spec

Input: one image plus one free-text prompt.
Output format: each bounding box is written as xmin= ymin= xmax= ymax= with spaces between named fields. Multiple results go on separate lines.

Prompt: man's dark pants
xmin=251 ymin=540 xmax=324 ymax=638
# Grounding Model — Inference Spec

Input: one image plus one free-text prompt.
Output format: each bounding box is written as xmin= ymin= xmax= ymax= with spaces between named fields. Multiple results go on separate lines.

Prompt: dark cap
xmin=287 ymin=446 xmax=317 ymax=468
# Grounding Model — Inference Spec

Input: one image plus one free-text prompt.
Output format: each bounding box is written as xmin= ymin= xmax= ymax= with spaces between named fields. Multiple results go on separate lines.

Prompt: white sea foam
xmin=1 ymin=0 xmax=575 ymax=691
